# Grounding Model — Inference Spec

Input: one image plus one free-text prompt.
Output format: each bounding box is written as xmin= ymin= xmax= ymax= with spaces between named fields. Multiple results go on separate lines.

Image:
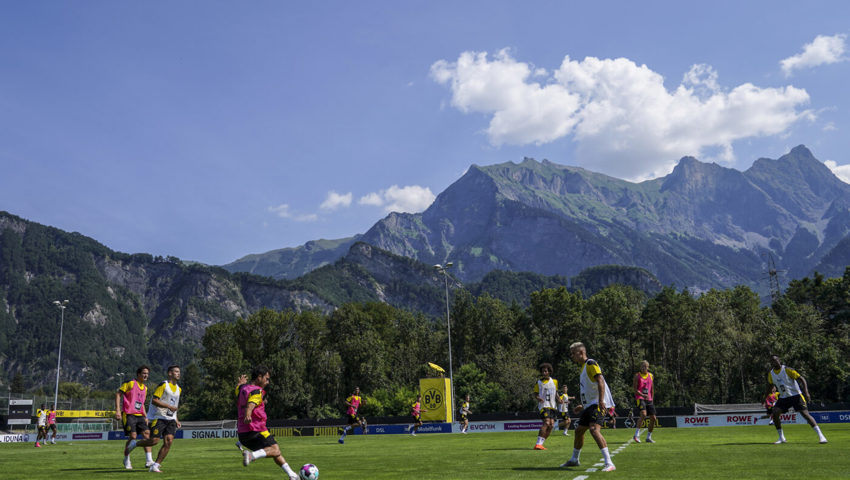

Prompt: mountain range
xmin=225 ymin=145 xmax=850 ymax=294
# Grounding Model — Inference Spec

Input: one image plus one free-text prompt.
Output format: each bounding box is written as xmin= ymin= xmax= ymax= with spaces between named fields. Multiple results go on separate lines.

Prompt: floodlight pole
xmin=434 ymin=262 xmax=456 ymax=420
xmin=52 ymin=300 xmax=69 ymax=409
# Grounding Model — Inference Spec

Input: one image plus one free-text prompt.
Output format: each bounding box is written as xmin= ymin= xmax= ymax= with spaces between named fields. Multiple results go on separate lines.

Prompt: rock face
xmin=354 ymin=145 xmax=850 ymax=292
xmin=223 ymin=146 xmax=850 ymax=293
xmin=224 ymin=146 xmax=850 ymax=292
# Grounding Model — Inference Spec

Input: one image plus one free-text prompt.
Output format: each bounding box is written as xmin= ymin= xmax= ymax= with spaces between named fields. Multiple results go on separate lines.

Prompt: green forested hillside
xmin=191 ymin=275 xmax=850 ymax=421
xmin=0 ymin=212 xmax=663 ymax=393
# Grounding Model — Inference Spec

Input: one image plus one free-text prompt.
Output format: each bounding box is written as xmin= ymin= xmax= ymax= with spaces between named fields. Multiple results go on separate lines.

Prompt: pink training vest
xmin=411 ymin=402 xmax=421 ymax=416
xmin=237 ymin=383 xmax=267 ymax=433
xmin=347 ymin=396 xmax=361 ymax=416
xmin=47 ymin=411 xmax=57 ymax=425
xmin=635 ymin=372 xmax=654 ymax=401
xmin=122 ymin=381 xmax=147 ymax=416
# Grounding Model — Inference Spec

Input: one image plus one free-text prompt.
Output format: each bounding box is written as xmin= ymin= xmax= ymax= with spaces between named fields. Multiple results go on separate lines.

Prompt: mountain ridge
xmin=225 ymin=145 xmax=850 ymax=293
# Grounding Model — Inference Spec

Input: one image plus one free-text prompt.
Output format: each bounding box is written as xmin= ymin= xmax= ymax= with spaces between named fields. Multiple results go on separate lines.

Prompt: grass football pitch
xmin=2 ymin=424 xmax=848 ymax=479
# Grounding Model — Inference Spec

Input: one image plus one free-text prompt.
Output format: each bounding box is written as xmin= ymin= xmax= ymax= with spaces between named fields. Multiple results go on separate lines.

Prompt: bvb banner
xmin=54 ymin=410 xmax=115 ymax=418
xmin=419 ymin=378 xmax=452 ymax=423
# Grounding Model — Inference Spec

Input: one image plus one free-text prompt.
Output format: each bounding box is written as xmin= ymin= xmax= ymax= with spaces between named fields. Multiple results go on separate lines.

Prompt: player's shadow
xmin=514 ymin=467 xmax=574 ymax=471
xmin=711 ymin=442 xmax=765 ymax=446
xmin=60 ymin=468 xmax=131 ymax=473
xmin=484 ymin=447 xmax=536 ymax=451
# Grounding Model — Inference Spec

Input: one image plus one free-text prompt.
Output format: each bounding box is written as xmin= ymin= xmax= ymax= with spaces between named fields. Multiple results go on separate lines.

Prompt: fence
xmin=2 ymin=392 xmax=115 ymax=415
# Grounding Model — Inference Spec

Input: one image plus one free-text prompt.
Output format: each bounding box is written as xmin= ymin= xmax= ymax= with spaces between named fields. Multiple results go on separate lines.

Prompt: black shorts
xmin=150 ymin=419 xmax=178 ymax=438
xmin=123 ymin=414 xmax=150 ymax=436
xmin=577 ymin=404 xmax=606 ymax=427
xmin=539 ymin=408 xmax=558 ymax=421
xmin=238 ymin=430 xmax=277 ymax=451
xmin=765 ymin=407 xmax=774 ymax=416
xmin=38 ymin=425 xmax=47 ymax=434
xmin=459 ymin=415 xmax=468 ymax=422
xmin=347 ymin=414 xmax=363 ymax=425
xmin=47 ymin=423 xmax=57 ymax=432
xmin=635 ymin=398 xmax=656 ymax=416
xmin=559 ymin=411 xmax=569 ymax=421
xmin=775 ymin=394 xmax=807 ymax=413
xmin=412 ymin=414 xmax=422 ymax=423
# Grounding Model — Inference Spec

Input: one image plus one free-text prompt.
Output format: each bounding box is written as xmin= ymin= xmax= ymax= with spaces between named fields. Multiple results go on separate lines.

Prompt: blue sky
xmin=2 ymin=1 xmax=849 ymax=265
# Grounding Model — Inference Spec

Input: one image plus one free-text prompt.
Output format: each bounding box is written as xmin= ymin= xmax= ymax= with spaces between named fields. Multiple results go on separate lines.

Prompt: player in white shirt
xmin=532 ymin=363 xmax=559 ymax=450
xmin=146 ymin=365 xmax=183 ymax=472
xmin=34 ymin=403 xmax=48 ymax=447
xmin=767 ymin=354 xmax=826 ymax=444
xmin=561 ymin=342 xmax=615 ymax=472
xmin=558 ymin=385 xmax=575 ymax=436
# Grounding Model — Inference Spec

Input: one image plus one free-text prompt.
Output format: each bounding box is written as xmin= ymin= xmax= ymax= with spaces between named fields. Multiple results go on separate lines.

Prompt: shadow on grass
xmin=483 ymin=447 xmax=538 ymax=451
xmin=710 ymin=442 xmax=767 ymax=446
xmin=513 ymin=467 xmax=576 ymax=472
xmin=60 ymin=468 xmax=132 ymax=473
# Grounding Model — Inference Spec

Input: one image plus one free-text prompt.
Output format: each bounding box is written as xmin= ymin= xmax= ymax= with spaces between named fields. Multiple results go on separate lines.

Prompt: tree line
xmin=187 ymin=269 xmax=850 ymax=421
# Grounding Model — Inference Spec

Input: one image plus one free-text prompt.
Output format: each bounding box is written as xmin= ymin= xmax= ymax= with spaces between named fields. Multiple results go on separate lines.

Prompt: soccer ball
xmin=299 ymin=463 xmax=319 ymax=480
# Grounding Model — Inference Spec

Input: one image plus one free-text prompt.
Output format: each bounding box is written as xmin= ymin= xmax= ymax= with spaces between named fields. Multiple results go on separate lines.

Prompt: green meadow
xmin=2 ymin=424 xmax=848 ymax=479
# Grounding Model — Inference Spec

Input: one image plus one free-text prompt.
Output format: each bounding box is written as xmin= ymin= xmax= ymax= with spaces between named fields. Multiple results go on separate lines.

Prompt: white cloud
xmin=319 ymin=191 xmax=352 ymax=211
xmin=432 ymin=50 xmax=812 ymax=180
xmin=359 ymin=185 xmax=436 ymax=213
xmin=825 ymin=160 xmax=850 ymax=184
xmin=781 ymin=34 xmax=847 ymax=76
xmin=358 ymin=192 xmax=383 ymax=206
xmin=267 ymin=204 xmax=318 ymax=222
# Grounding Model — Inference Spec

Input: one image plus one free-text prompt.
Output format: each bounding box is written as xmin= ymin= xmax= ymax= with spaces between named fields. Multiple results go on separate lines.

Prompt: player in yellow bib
xmin=146 ymin=365 xmax=182 ymax=472
xmin=533 ymin=363 xmax=558 ymax=450
xmin=561 ymin=342 xmax=615 ymax=472
xmin=766 ymin=354 xmax=827 ymax=444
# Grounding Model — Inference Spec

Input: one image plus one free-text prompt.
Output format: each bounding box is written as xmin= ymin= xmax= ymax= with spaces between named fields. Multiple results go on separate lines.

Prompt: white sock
xmin=252 ymin=449 xmax=267 ymax=460
xmin=536 ymin=436 xmax=545 ymax=445
xmin=571 ymin=448 xmax=581 ymax=462
xmin=145 ymin=451 xmax=153 ymax=463
xmin=634 ymin=427 xmax=640 ymax=437
xmin=646 ymin=431 xmax=652 ymax=439
xmin=777 ymin=428 xmax=785 ymax=440
xmin=813 ymin=425 xmax=826 ymax=438
xmin=282 ymin=463 xmax=296 ymax=476
xmin=601 ymin=447 xmax=612 ymax=465
xmin=127 ymin=439 xmax=137 ymax=452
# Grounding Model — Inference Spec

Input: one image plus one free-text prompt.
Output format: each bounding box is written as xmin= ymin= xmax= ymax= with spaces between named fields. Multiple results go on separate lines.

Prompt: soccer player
xmin=235 ymin=374 xmax=248 ymax=452
xmin=632 ymin=360 xmax=657 ymax=443
xmin=767 ymin=354 xmax=827 ymax=444
xmin=459 ymin=394 xmax=471 ymax=434
xmin=561 ymin=342 xmax=616 ymax=472
xmin=46 ymin=405 xmax=58 ymax=444
xmin=338 ymin=386 xmax=367 ymax=444
xmin=238 ymin=365 xmax=299 ymax=480
xmin=558 ymin=385 xmax=575 ymax=436
xmin=761 ymin=385 xmax=778 ymax=425
xmin=533 ymin=362 xmax=559 ymax=450
xmin=408 ymin=394 xmax=427 ymax=435
xmin=115 ymin=365 xmax=156 ymax=469
xmin=34 ymin=403 xmax=47 ymax=447
xmin=146 ymin=365 xmax=182 ymax=473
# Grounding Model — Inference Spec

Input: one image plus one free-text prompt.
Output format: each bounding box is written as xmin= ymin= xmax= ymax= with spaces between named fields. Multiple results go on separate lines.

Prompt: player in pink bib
xmin=115 ymin=365 xmax=156 ymax=470
xmin=338 ymin=386 xmax=367 ymax=444
xmin=632 ymin=360 xmax=656 ymax=443
xmin=238 ymin=366 xmax=299 ymax=480
xmin=46 ymin=406 xmax=58 ymax=444
xmin=408 ymin=394 xmax=428 ymax=435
